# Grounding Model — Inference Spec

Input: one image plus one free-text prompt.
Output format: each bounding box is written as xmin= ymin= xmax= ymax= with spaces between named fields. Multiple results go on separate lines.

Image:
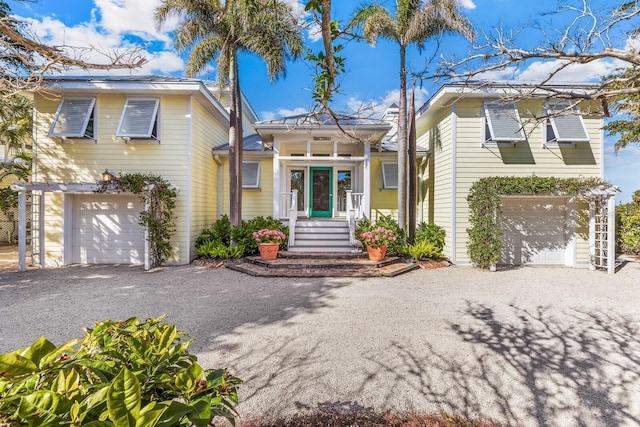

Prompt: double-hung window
xmin=117 ymin=98 xmax=159 ymax=141
xmin=483 ymin=101 xmax=526 ymax=147
xmin=381 ymin=161 xmax=398 ymax=189
xmin=544 ymin=101 xmax=589 ymax=147
xmin=49 ymin=97 xmax=96 ymax=140
xmin=242 ymin=161 xmax=261 ymax=188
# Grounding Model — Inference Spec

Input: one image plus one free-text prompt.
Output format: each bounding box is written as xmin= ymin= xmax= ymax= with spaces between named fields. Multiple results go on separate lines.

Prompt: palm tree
xmin=352 ymin=0 xmax=473 ymax=240
xmin=155 ymin=0 xmax=303 ymax=227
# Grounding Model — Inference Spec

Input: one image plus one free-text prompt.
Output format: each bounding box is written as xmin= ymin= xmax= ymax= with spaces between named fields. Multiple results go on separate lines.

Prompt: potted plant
xmin=359 ymin=226 xmax=396 ymax=261
xmin=253 ymin=228 xmax=287 ymax=260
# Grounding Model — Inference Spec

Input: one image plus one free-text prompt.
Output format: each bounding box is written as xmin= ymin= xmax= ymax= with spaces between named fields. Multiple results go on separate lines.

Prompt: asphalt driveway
xmin=1 ymin=259 xmax=640 ymax=426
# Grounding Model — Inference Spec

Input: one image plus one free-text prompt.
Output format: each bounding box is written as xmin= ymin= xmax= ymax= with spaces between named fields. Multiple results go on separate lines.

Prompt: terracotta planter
xmin=258 ymin=243 xmax=279 ymax=260
xmin=367 ymin=245 xmax=387 ymax=261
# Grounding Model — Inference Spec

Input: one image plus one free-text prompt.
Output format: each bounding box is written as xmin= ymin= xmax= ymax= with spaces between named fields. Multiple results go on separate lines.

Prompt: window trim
xmin=116 ymin=98 xmax=160 ymax=139
xmin=48 ymin=97 xmax=96 ymax=139
xmin=482 ymin=101 xmax=526 ymax=147
xmin=381 ymin=161 xmax=398 ymax=189
xmin=242 ymin=160 xmax=261 ymax=189
xmin=544 ymin=101 xmax=590 ymax=146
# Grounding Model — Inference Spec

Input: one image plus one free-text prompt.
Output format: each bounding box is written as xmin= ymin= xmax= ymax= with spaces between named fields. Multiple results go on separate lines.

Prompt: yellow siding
xmin=189 ymin=98 xmax=228 ymax=259
xmin=420 ymin=107 xmax=454 ymax=258
xmin=219 ymin=157 xmax=274 ymax=219
xmin=35 ymin=94 xmax=193 ymax=264
xmin=452 ymin=99 xmax=603 ymax=264
xmin=369 ymin=156 xmax=398 ymax=221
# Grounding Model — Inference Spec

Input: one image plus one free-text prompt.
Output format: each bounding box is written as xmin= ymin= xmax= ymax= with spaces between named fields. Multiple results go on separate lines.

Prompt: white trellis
xmin=586 ymin=186 xmax=619 ymax=274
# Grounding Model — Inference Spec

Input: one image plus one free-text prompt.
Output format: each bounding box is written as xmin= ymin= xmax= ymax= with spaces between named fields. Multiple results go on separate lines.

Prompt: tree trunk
xmin=397 ymin=45 xmax=407 ymax=241
xmin=228 ymin=49 xmax=243 ymax=229
xmin=408 ymin=86 xmax=417 ymax=243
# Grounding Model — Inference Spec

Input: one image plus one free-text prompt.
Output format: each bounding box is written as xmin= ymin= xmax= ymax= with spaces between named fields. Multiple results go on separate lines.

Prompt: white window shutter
xmin=49 ymin=97 xmax=95 ymax=137
xmin=117 ymin=98 xmax=159 ymax=138
xmin=242 ymin=161 xmax=260 ymax=188
xmin=484 ymin=102 xmax=526 ymax=142
xmin=546 ymin=102 xmax=590 ymax=142
xmin=382 ymin=162 xmax=398 ymax=189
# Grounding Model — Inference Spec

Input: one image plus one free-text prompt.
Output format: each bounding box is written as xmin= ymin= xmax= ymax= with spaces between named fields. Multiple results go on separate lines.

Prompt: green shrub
xmin=232 ymin=216 xmax=288 ymax=255
xmin=407 ymin=240 xmax=445 ymax=261
xmin=195 ymin=215 xmax=232 ymax=248
xmin=415 ymin=222 xmax=446 ymax=251
xmin=618 ymin=202 xmax=640 ymax=255
xmin=196 ymin=241 xmax=245 ymax=259
xmin=0 ymin=316 xmax=241 ymax=426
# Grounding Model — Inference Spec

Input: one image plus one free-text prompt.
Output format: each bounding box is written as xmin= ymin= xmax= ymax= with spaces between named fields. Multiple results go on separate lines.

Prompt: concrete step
xmin=295 ymin=233 xmax=350 ymax=240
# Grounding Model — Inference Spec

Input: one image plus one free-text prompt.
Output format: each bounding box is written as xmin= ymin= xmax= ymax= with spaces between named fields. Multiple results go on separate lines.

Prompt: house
xmin=416 ymin=83 xmax=618 ymax=272
xmin=12 ymin=76 xmax=240 ymax=269
xmin=13 ymin=78 xmax=618 ymax=273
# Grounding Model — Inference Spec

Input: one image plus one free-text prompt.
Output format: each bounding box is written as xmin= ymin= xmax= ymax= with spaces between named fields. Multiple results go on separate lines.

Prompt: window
xmin=483 ymin=102 xmax=525 ymax=146
xmin=544 ymin=102 xmax=589 ymax=146
xmin=49 ymin=97 xmax=96 ymax=138
xmin=381 ymin=161 xmax=398 ymax=189
xmin=242 ymin=161 xmax=260 ymax=188
xmin=117 ymin=98 xmax=159 ymax=139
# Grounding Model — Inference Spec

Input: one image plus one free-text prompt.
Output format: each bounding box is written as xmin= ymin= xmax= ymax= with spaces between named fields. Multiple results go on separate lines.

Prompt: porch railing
xmin=279 ymin=190 xmax=298 ymax=247
xmin=346 ymin=190 xmax=366 ymax=252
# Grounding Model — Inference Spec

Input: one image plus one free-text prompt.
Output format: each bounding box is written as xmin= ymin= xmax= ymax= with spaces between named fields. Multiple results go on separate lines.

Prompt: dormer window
xmin=49 ymin=97 xmax=96 ymax=139
xmin=117 ymin=98 xmax=159 ymax=141
xmin=482 ymin=101 xmax=526 ymax=147
xmin=544 ymin=101 xmax=589 ymax=147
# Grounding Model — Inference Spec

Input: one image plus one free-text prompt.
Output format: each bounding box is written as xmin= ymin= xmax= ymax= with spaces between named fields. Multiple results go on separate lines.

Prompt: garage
xmin=71 ymin=194 xmax=145 ymax=264
xmin=500 ymin=196 xmax=572 ymax=266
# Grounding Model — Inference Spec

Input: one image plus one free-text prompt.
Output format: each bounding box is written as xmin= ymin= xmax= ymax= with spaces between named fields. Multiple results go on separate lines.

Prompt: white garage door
xmin=500 ymin=197 xmax=569 ymax=266
xmin=71 ymin=194 xmax=145 ymax=264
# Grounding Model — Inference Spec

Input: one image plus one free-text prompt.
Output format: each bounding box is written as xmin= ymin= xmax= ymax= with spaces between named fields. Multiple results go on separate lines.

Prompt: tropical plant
xmin=0 ymin=316 xmax=241 ymax=426
xmin=196 ymin=240 xmax=245 ymax=259
xmin=407 ymin=239 xmax=445 ymax=260
xmin=352 ymin=0 xmax=474 ymax=239
xmin=196 ymin=215 xmax=232 ymax=248
xmin=617 ymin=193 xmax=640 ymax=255
xmin=155 ymin=0 xmax=304 ymax=230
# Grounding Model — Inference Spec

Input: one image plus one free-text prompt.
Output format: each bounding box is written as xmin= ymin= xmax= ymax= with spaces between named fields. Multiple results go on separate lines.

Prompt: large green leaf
xmin=154 ymin=401 xmax=192 ymax=427
xmin=187 ymin=397 xmax=212 ymax=427
xmin=107 ymin=368 xmax=141 ymax=427
xmin=17 ymin=390 xmax=72 ymax=426
xmin=40 ymin=338 xmax=82 ymax=367
xmin=135 ymin=403 xmax=165 ymax=427
xmin=0 ymin=353 xmax=37 ymax=377
xmin=175 ymin=362 xmax=204 ymax=393
xmin=19 ymin=336 xmax=56 ymax=367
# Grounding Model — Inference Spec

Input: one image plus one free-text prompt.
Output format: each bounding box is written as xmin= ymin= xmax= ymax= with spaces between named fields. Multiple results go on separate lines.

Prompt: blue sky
xmin=9 ymin=0 xmax=640 ymax=203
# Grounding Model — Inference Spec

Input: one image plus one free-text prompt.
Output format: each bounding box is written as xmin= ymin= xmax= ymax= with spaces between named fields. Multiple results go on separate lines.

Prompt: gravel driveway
xmin=1 ymin=259 xmax=639 ymax=426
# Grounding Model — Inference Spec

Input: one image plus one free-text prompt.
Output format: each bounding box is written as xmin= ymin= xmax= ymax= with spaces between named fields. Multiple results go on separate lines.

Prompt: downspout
xmin=214 ymin=154 xmax=223 ymax=218
xmin=418 ymin=155 xmax=428 ymax=223
xmin=451 ymin=104 xmax=457 ymax=264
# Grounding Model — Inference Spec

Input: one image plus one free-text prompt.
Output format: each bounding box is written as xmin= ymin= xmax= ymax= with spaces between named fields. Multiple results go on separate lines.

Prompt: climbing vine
xmin=98 ymin=173 xmax=177 ymax=269
xmin=467 ymin=176 xmax=607 ymax=269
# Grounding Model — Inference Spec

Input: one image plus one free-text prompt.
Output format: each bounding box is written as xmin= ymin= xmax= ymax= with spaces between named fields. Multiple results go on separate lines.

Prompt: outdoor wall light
xmin=102 ymin=169 xmax=114 ymax=183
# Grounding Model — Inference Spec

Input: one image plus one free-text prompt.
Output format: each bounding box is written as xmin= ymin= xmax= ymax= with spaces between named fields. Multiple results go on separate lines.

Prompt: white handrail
xmin=279 ymin=190 xmax=298 ymax=247
xmin=347 ymin=190 xmax=365 ymax=253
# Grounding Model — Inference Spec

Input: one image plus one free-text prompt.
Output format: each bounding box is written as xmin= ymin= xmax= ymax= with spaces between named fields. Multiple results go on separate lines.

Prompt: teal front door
xmin=309 ymin=167 xmax=332 ymax=217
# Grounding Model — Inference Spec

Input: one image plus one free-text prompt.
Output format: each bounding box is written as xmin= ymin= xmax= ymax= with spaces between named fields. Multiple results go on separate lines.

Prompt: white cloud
xmin=94 ymin=0 xmax=175 ymax=41
xmin=457 ymin=0 xmax=476 ymax=10
xmin=473 ymin=59 xmax=618 ymax=84
xmin=261 ymin=107 xmax=308 ymax=121
xmin=346 ymin=87 xmax=429 ymax=118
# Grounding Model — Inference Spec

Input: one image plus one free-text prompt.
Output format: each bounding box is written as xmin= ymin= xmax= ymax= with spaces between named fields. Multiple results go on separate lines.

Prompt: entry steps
xmin=286 ymin=219 xmax=353 ymax=253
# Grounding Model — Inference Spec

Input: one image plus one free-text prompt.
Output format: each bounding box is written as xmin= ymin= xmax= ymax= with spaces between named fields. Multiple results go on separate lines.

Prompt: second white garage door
xmin=71 ymin=194 xmax=145 ymax=264
xmin=500 ymin=197 xmax=570 ymax=266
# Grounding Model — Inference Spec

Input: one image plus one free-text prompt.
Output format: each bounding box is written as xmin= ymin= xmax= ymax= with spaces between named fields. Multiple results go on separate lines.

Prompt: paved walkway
xmin=1 ymin=256 xmax=639 ymax=426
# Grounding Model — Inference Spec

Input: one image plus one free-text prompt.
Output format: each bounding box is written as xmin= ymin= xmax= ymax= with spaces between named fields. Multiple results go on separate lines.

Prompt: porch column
xmin=363 ymin=141 xmax=371 ymax=217
xmin=17 ymin=190 xmax=26 ymax=272
xmin=607 ymin=195 xmax=616 ymax=274
xmin=273 ymin=138 xmax=281 ymax=218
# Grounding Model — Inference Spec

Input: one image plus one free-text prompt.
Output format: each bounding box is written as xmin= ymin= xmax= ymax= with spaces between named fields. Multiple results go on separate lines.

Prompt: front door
xmin=310 ymin=167 xmax=332 ymax=217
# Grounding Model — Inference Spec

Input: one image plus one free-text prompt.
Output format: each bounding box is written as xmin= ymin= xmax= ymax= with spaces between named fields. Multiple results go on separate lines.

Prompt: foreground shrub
xmin=0 ymin=316 xmax=241 ymax=426
xmin=232 ymin=216 xmax=289 ymax=255
xmin=196 ymin=241 xmax=245 ymax=259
